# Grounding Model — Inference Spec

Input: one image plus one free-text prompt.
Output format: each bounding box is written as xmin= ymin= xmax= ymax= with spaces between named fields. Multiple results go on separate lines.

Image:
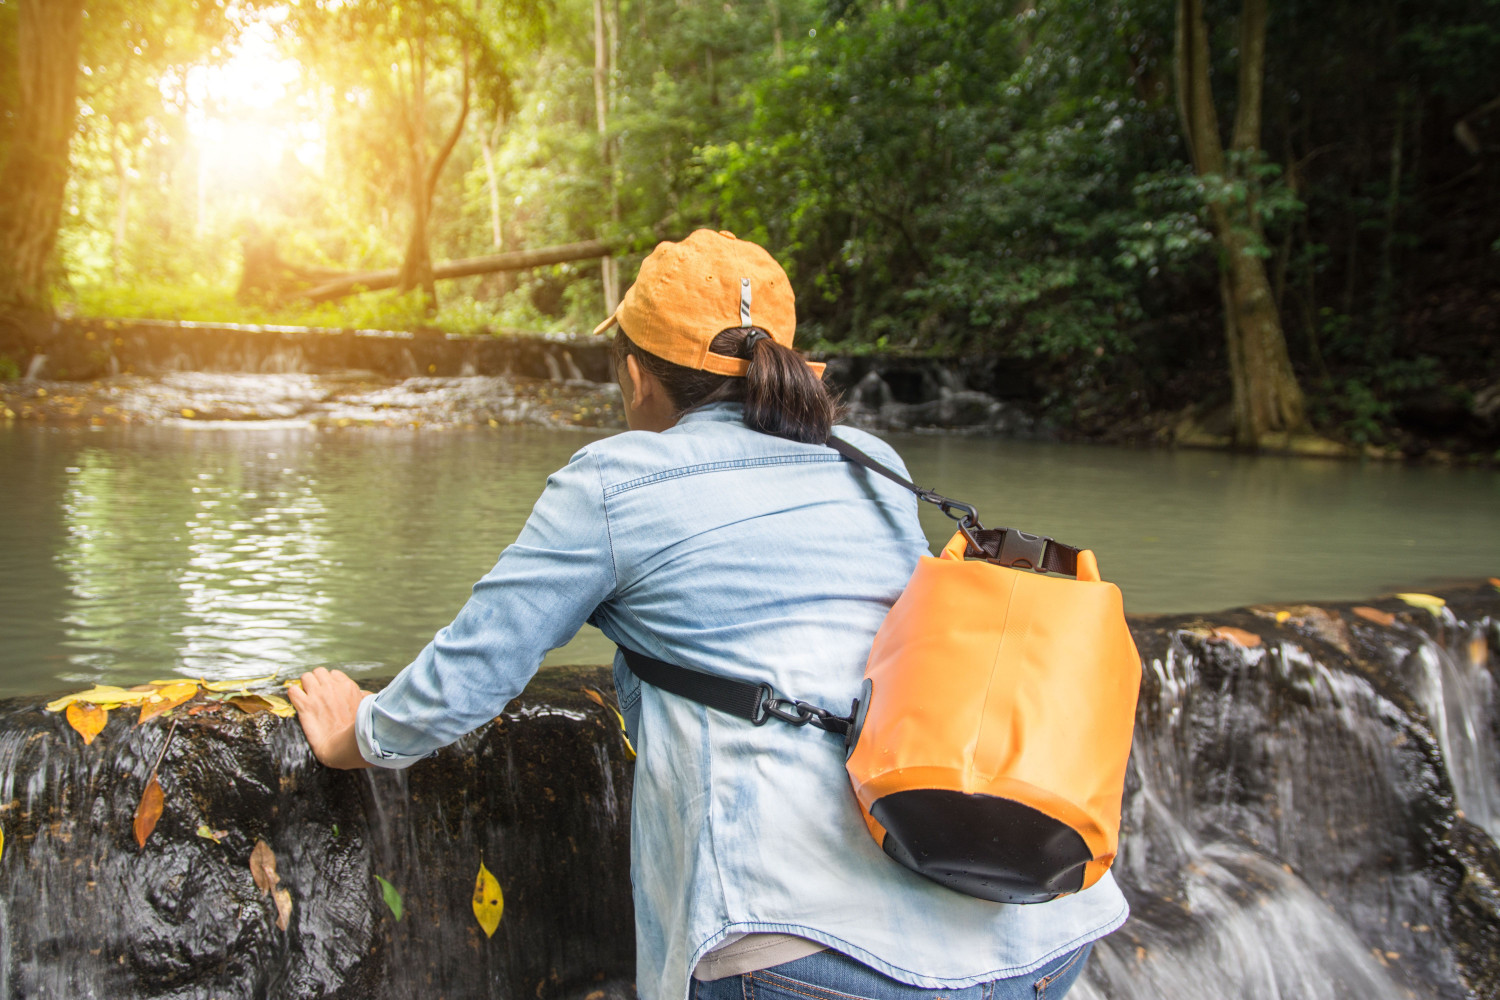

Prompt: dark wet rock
xmin=2 ymin=589 xmax=1500 ymax=998
xmin=0 ymin=667 xmax=634 ymax=1000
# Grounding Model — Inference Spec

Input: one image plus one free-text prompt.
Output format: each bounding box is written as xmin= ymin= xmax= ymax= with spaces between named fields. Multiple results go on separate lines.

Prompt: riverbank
xmin=2 ymin=318 xmax=1496 ymax=463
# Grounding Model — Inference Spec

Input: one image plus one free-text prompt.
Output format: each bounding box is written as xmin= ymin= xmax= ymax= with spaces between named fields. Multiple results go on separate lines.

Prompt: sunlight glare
xmin=182 ymin=17 xmax=323 ymax=196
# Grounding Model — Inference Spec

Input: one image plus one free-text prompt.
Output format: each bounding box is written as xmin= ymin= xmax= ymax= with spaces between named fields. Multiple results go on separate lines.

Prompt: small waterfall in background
xmin=1399 ymin=616 xmax=1500 ymax=840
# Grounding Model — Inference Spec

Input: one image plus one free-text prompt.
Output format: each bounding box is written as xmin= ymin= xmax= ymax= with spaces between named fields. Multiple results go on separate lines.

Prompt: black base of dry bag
xmin=871 ymin=789 xmax=1090 ymax=904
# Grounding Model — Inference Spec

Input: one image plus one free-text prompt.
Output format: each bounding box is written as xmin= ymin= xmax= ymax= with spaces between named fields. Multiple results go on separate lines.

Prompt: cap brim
xmin=592 ymin=309 xmax=620 ymax=337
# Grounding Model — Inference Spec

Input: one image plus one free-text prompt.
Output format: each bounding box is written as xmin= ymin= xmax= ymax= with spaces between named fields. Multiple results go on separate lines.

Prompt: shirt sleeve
xmin=355 ymin=447 xmax=617 ymax=768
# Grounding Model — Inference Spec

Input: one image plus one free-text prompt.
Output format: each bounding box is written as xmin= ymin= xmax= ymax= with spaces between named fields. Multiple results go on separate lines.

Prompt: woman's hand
xmin=288 ymin=667 xmax=375 ymax=769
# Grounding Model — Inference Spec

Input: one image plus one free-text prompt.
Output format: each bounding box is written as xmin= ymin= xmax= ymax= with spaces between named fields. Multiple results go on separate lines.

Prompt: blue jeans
xmin=690 ymin=945 xmax=1094 ymax=1000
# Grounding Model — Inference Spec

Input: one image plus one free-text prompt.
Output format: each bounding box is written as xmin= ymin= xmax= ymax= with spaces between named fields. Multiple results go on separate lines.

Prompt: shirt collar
xmin=673 ymin=402 xmax=745 ymax=427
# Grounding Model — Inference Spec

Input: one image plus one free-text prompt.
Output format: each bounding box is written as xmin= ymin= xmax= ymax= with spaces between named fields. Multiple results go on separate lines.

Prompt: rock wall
xmin=1 ymin=588 xmax=1498 ymax=999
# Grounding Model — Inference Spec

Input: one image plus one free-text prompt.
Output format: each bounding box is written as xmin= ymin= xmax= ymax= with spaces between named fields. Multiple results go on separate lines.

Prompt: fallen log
xmin=302 ymin=239 xmax=616 ymax=304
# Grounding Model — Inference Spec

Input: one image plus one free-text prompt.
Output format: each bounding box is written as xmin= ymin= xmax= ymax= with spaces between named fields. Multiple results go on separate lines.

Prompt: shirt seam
xmin=603 ymin=453 xmax=843 ymax=499
xmin=594 ymin=451 xmax=622 ymax=600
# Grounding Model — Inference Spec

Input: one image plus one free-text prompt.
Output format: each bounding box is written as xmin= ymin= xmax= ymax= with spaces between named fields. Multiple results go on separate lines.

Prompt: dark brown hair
xmin=612 ymin=326 xmax=841 ymax=444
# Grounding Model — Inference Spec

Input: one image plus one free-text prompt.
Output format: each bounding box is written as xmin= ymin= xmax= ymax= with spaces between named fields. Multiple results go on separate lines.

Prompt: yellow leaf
xmin=472 ymin=861 xmax=504 ymax=938
xmin=0 ymin=824 xmax=4 ymax=860
xmin=45 ymin=685 xmax=145 ymax=712
xmin=196 ymin=824 xmax=226 ymax=844
xmin=139 ymin=682 xmax=198 ymax=724
xmin=134 ymin=774 xmax=164 ymax=849
xmin=180 ymin=408 xmax=195 ymax=418
xmin=1274 ymin=610 xmax=1291 ymax=624
xmin=273 ymin=886 xmax=293 ymax=931
xmin=1396 ymin=593 xmax=1446 ymax=615
xmin=66 ymin=702 xmax=108 ymax=745
xmin=257 ymin=693 xmax=296 ymax=718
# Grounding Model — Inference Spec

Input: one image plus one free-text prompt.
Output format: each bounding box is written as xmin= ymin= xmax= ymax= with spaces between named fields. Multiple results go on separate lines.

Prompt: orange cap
xmin=593 ymin=229 xmax=825 ymax=378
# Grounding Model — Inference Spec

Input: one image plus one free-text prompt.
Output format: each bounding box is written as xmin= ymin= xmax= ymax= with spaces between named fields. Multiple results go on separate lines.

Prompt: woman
xmin=289 ymin=230 xmax=1125 ymax=1000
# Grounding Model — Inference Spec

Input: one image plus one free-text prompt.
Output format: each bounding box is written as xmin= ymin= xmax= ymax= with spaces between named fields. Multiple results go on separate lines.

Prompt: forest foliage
xmin=1 ymin=0 xmax=1498 ymax=443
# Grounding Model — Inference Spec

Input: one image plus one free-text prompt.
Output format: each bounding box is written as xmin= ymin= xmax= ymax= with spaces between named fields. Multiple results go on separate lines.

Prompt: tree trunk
xmin=594 ymin=0 xmax=619 ymax=313
xmin=1174 ymin=0 xmax=1304 ymax=447
xmin=0 ymin=0 xmax=86 ymax=328
xmin=301 ymin=239 xmax=617 ymax=303
xmin=396 ymin=37 xmax=469 ymax=315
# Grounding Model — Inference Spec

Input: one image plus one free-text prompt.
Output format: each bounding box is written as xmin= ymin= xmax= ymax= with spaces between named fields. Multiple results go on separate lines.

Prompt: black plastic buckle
xmin=996 ymin=528 xmax=1051 ymax=571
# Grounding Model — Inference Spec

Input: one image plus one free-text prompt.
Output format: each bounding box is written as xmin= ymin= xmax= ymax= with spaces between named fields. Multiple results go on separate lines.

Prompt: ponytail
xmin=612 ymin=327 xmax=840 ymax=444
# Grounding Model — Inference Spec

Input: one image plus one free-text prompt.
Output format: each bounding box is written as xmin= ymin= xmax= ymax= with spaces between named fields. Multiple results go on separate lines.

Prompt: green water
xmin=2 ymin=423 xmax=1496 ymax=697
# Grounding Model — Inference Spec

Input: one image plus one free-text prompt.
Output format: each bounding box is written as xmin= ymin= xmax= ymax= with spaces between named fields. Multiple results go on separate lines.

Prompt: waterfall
xmin=1399 ymin=618 xmax=1500 ymax=840
xmin=0 ymin=593 xmax=1497 ymax=998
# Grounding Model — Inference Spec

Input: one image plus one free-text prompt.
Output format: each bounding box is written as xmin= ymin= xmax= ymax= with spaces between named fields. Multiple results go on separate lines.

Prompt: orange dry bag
xmin=619 ymin=435 xmax=1141 ymax=905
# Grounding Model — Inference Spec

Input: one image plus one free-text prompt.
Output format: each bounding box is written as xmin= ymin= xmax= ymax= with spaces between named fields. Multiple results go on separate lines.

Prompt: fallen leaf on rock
xmin=250 ymin=839 xmax=280 ymax=894
xmin=1 ymin=824 xmax=5 ymax=861
xmin=1488 ymin=577 xmax=1500 ymax=591
xmin=138 ymin=682 xmax=198 ymax=724
xmin=1208 ymin=627 xmax=1262 ymax=648
xmin=134 ymin=774 xmax=164 ymax=849
xmin=375 ymin=874 xmax=403 ymax=921
xmin=1396 ymin=593 xmax=1446 ymax=615
xmin=257 ymin=693 xmax=296 ymax=718
xmin=472 ymin=861 xmax=504 ymax=938
xmin=581 ymin=688 xmax=606 ymax=709
xmin=1352 ymin=606 xmax=1396 ymax=627
xmin=273 ymin=887 xmax=293 ymax=931
xmin=196 ymin=825 xmax=226 ymax=844
xmin=1274 ymin=611 xmax=1291 ymax=624
xmin=45 ymin=685 xmax=148 ymax=713
xmin=66 ymin=702 xmax=108 ymax=745
xmin=230 ymin=695 xmax=274 ymax=716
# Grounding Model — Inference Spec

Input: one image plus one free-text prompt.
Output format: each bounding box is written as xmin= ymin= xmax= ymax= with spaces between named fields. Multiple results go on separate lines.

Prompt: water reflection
xmin=1 ymin=423 xmax=1497 ymax=696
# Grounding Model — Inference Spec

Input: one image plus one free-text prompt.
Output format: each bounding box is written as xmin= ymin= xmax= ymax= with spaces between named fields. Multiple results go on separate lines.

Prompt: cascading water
xmin=1 ymin=590 xmax=1497 ymax=998
xmin=1396 ymin=616 xmax=1500 ymax=840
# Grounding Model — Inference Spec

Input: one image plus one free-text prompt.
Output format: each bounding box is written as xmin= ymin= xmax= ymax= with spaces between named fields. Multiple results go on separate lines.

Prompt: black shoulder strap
xmin=619 ymin=646 xmax=853 ymax=738
xmin=618 ymin=433 xmax=1085 ymax=739
xmin=828 ymin=433 xmax=1083 ymax=576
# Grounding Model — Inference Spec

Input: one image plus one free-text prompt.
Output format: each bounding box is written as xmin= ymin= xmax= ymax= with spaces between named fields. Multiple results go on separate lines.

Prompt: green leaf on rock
xmin=375 ymin=874 xmax=403 ymax=921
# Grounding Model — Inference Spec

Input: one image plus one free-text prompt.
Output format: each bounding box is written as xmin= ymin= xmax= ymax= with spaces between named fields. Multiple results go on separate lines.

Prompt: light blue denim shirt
xmin=355 ymin=403 xmax=1128 ymax=1000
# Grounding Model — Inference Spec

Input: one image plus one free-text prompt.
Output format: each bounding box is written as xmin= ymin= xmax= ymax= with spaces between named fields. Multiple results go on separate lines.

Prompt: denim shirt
xmin=355 ymin=403 xmax=1128 ymax=1000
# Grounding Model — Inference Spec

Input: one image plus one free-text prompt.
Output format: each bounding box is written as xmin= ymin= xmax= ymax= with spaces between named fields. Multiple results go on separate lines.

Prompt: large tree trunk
xmin=0 ymin=0 xmax=86 ymax=335
xmin=1175 ymin=0 xmax=1305 ymax=447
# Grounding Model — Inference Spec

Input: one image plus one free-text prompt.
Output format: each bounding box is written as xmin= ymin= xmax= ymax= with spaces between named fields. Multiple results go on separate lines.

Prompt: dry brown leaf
xmin=580 ymin=688 xmax=606 ymax=709
xmin=138 ymin=682 xmax=198 ymax=724
xmin=250 ymin=839 xmax=280 ymax=894
xmin=134 ymin=774 xmax=164 ymax=849
xmin=230 ymin=695 xmax=274 ymax=717
xmin=66 ymin=702 xmax=108 ymax=745
xmin=1352 ymin=606 xmax=1396 ymax=627
xmin=1209 ymin=627 xmax=1262 ymax=648
xmin=273 ymin=886 xmax=293 ymax=931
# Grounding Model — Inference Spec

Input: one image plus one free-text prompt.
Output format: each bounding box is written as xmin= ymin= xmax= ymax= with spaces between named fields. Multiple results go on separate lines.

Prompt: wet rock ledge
xmin=2 ymin=586 xmax=1500 ymax=999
